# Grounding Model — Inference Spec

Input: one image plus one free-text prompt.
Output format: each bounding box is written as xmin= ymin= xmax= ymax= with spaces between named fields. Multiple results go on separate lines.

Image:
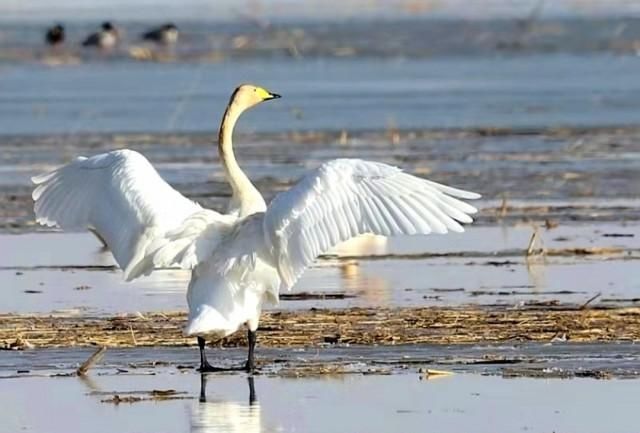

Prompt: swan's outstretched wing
xmin=32 ymin=149 xmax=204 ymax=279
xmin=263 ymin=158 xmax=481 ymax=289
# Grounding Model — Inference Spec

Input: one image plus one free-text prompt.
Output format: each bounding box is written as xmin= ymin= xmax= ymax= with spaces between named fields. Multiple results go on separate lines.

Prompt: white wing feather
xmin=32 ymin=149 xmax=206 ymax=279
xmin=140 ymin=210 xmax=236 ymax=274
xmin=263 ymin=158 xmax=481 ymax=290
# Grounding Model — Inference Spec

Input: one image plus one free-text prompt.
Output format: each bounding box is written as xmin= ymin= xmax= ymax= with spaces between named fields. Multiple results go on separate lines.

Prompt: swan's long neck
xmin=218 ymin=102 xmax=266 ymax=217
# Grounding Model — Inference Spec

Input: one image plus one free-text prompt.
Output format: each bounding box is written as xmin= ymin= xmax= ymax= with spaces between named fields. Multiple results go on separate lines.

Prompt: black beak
xmin=268 ymin=93 xmax=281 ymax=100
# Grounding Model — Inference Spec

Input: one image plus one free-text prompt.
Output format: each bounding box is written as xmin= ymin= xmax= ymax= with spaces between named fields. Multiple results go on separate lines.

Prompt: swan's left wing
xmin=262 ymin=158 xmax=480 ymax=290
xmin=32 ymin=149 xmax=205 ymax=280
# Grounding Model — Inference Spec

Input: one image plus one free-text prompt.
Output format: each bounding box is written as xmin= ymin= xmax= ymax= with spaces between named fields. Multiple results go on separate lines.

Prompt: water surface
xmin=3 ymin=55 xmax=640 ymax=136
xmin=1 ymin=222 xmax=637 ymax=314
xmin=1 ymin=370 xmax=638 ymax=433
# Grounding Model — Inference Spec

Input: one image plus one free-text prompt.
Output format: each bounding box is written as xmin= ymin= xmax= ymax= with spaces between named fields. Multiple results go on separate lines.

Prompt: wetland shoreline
xmin=3 ymin=305 xmax=639 ymax=350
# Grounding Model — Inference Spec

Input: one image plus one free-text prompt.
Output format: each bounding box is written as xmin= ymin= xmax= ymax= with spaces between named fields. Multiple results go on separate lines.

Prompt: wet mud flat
xmin=1 ymin=125 xmax=640 ymax=230
xmin=2 ymin=339 xmax=640 ymax=379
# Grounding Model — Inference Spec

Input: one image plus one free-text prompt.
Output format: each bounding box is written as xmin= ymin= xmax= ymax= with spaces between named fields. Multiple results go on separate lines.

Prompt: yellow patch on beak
xmin=255 ymin=87 xmax=280 ymax=100
xmin=255 ymin=87 xmax=272 ymax=100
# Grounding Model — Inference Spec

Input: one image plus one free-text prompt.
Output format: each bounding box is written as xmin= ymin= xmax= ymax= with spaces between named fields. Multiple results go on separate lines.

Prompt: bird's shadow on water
xmin=192 ymin=374 xmax=261 ymax=433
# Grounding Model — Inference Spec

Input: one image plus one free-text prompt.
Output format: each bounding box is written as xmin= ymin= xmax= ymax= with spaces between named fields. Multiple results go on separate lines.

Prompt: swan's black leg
xmin=245 ymin=330 xmax=257 ymax=374
xmin=198 ymin=335 xmax=253 ymax=373
xmin=198 ymin=337 xmax=208 ymax=369
xmin=197 ymin=337 xmax=226 ymax=373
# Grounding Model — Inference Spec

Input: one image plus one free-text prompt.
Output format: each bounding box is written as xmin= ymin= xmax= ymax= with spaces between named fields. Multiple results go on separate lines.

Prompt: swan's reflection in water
xmin=191 ymin=375 xmax=262 ymax=433
xmin=331 ymin=234 xmax=388 ymax=257
xmin=335 ymin=234 xmax=391 ymax=305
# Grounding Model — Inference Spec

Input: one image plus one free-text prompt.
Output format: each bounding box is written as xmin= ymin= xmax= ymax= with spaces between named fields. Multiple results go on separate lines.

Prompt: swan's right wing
xmin=262 ymin=158 xmax=480 ymax=290
xmin=32 ymin=149 xmax=204 ymax=279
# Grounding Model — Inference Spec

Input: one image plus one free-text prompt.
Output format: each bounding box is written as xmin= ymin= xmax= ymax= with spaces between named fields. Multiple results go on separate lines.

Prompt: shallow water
xmin=2 ymin=256 xmax=638 ymax=314
xmin=3 ymin=55 xmax=640 ymax=136
xmin=0 ymin=221 xmax=637 ymax=314
xmin=1 ymin=367 xmax=638 ymax=433
xmin=6 ymin=222 xmax=639 ymax=267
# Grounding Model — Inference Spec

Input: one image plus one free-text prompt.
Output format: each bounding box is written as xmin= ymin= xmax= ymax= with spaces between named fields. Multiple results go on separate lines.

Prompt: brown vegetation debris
xmin=1 ymin=306 xmax=639 ymax=349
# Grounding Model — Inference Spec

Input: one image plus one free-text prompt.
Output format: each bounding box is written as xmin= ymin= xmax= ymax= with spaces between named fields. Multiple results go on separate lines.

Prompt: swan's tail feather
xmin=184 ymin=305 xmax=237 ymax=338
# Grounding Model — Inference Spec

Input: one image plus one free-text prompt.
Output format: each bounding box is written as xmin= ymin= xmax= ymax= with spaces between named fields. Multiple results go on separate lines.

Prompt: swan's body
xmin=32 ymin=84 xmax=480 ymax=372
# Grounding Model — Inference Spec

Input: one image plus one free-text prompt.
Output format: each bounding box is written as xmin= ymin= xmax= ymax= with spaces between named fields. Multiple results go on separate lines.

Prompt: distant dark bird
xmin=45 ymin=24 xmax=65 ymax=46
xmin=82 ymin=21 xmax=118 ymax=49
xmin=142 ymin=23 xmax=179 ymax=45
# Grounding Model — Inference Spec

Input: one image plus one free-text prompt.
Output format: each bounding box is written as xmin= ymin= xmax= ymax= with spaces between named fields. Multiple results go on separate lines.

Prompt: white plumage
xmin=32 ymin=84 xmax=480 ymax=372
xmin=262 ymin=158 xmax=479 ymax=290
xmin=32 ymin=149 xmax=205 ymax=279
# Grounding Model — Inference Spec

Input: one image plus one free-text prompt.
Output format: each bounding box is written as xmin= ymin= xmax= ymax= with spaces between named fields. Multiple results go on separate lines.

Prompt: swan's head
xmin=230 ymin=84 xmax=281 ymax=111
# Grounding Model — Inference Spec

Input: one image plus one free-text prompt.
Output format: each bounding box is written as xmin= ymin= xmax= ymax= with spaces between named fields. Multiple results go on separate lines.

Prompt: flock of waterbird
xmin=32 ymin=84 xmax=481 ymax=373
xmin=45 ymin=21 xmax=179 ymax=49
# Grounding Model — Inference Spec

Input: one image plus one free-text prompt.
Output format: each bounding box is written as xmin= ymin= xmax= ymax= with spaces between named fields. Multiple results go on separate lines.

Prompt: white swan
xmin=32 ymin=84 xmax=480 ymax=372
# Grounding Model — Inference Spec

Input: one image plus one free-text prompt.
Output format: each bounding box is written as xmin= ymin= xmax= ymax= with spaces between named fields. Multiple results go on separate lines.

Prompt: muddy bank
xmin=2 ymin=306 xmax=639 ymax=349
xmin=1 ymin=125 xmax=639 ymax=231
